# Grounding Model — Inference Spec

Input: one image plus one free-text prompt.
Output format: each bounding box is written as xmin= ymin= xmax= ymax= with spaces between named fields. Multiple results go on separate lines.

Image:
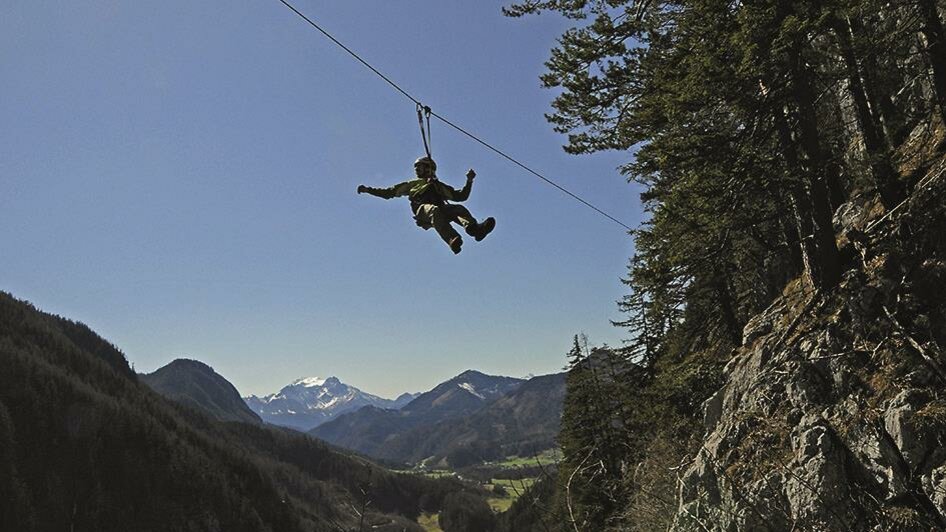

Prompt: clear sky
xmin=1 ymin=0 xmax=644 ymax=398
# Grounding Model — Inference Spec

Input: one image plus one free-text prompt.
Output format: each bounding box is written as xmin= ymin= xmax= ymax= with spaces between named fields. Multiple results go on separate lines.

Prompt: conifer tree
xmin=558 ymin=335 xmax=619 ymax=530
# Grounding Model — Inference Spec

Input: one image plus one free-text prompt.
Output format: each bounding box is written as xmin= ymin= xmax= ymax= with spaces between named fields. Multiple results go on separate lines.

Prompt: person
xmin=357 ymin=156 xmax=496 ymax=254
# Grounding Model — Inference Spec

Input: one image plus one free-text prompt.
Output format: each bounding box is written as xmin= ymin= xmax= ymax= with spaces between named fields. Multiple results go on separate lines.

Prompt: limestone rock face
xmin=785 ymin=419 xmax=848 ymax=528
xmin=883 ymin=390 xmax=931 ymax=470
xmin=672 ymin=169 xmax=946 ymax=530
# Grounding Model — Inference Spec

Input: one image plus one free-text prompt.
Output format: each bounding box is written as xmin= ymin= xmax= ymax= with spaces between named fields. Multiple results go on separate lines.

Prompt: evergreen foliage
xmin=497 ymin=475 xmax=560 ymax=532
xmin=557 ymin=336 xmax=634 ymax=529
xmin=438 ymin=491 xmax=498 ymax=532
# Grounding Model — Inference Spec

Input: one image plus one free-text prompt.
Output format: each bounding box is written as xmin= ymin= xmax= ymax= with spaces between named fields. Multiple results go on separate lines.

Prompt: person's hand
xmin=357 ymin=185 xmax=367 ymax=194
xmin=466 ymin=169 xmax=476 ymax=180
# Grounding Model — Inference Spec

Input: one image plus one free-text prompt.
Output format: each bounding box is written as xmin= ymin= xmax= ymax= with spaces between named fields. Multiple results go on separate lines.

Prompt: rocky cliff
xmin=674 ymin=159 xmax=946 ymax=530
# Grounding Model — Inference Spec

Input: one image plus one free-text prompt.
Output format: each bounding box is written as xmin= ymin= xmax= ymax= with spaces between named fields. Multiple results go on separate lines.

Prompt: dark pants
xmin=414 ymin=204 xmax=478 ymax=247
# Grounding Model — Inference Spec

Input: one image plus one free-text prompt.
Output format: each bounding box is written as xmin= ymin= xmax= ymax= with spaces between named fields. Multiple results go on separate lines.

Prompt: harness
xmin=409 ymin=181 xmax=450 ymax=228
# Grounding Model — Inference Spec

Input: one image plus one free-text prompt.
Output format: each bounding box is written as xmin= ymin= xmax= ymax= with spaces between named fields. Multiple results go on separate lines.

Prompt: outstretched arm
xmin=448 ymin=169 xmax=476 ymax=202
xmin=357 ymin=181 xmax=411 ymax=199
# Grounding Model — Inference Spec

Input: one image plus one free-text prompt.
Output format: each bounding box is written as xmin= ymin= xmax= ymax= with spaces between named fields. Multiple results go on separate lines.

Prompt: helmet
xmin=414 ymin=156 xmax=437 ymax=171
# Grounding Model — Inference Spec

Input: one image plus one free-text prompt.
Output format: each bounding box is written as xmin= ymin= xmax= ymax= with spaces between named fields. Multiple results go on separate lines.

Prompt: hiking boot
xmin=468 ymin=217 xmax=495 ymax=241
xmin=448 ymin=236 xmax=463 ymax=254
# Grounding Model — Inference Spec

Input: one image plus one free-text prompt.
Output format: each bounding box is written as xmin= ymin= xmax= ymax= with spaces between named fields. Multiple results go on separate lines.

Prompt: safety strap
xmin=417 ymin=103 xmax=432 ymax=159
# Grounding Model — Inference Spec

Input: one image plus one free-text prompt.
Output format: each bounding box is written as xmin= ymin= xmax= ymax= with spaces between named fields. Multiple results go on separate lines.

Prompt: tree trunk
xmin=774 ymin=108 xmax=824 ymax=290
xmin=825 ymin=159 xmax=848 ymax=212
xmin=768 ymin=175 xmax=804 ymax=275
xmin=833 ymin=17 xmax=905 ymax=209
xmin=788 ymin=50 xmax=843 ymax=290
xmin=918 ymin=0 xmax=946 ymax=126
xmin=849 ymin=16 xmax=907 ymax=145
xmin=714 ymin=273 xmax=742 ymax=346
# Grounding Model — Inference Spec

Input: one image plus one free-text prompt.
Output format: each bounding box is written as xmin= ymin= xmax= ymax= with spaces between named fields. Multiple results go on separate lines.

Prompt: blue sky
xmin=1 ymin=0 xmax=644 ymax=398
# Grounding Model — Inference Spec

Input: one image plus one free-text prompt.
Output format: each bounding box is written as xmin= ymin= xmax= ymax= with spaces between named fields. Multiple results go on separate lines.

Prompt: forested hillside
xmin=0 ymin=292 xmax=487 ymax=532
xmin=499 ymin=0 xmax=946 ymax=530
xmin=396 ymin=372 xmax=566 ymax=468
xmin=141 ymin=358 xmax=262 ymax=424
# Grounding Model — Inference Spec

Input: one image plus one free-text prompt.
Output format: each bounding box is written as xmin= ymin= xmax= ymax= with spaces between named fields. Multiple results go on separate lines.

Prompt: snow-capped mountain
xmin=310 ymin=370 xmax=528 ymax=462
xmin=244 ymin=376 xmax=418 ymax=431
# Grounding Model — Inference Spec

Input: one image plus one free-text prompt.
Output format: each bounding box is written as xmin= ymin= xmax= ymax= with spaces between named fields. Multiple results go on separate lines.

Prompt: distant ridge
xmin=140 ymin=359 xmax=261 ymax=424
xmin=309 ymin=369 xmax=535 ymax=464
xmin=386 ymin=372 xmax=567 ymax=467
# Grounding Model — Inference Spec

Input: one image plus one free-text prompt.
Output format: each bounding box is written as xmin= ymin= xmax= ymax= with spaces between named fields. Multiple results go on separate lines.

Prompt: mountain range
xmin=0 ymin=291 xmax=478 ymax=531
xmin=244 ymin=376 xmax=419 ymax=431
xmin=139 ymin=355 xmax=566 ymax=471
xmin=310 ymin=370 xmax=565 ymax=468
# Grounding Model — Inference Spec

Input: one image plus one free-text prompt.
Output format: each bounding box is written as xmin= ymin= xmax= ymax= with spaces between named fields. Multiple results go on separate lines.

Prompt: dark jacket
xmin=362 ymin=177 xmax=473 ymax=215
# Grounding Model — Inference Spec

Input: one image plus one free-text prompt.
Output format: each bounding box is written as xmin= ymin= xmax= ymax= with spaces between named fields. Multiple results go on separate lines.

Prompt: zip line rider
xmin=357 ymin=156 xmax=496 ymax=254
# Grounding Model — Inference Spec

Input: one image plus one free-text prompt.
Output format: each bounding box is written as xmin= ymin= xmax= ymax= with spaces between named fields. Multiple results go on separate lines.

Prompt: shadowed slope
xmin=141 ymin=358 xmax=262 ymax=424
